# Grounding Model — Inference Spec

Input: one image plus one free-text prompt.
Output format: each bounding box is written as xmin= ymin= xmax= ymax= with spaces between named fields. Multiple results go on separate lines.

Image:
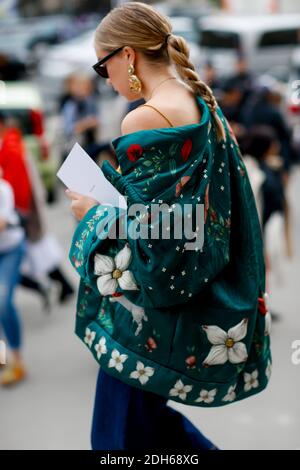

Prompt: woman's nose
xmin=106 ymin=78 xmax=112 ymax=86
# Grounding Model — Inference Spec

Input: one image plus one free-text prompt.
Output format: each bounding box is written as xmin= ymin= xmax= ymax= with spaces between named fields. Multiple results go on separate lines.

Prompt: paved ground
xmin=1 ymin=99 xmax=300 ymax=449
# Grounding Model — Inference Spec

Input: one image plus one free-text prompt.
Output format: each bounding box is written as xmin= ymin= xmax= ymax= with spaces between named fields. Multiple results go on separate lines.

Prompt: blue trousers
xmin=0 ymin=240 xmax=25 ymax=350
xmin=91 ymin=367 xmax=216 ymax=451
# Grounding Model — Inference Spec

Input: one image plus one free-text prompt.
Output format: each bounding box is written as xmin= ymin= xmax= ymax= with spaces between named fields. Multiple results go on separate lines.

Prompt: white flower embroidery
xmin=94 ymin=336 xmax=107 ymax=359
xmin=222 ymin=384 xmax=237 ymax=402
xmin=202 ymin=319 xmax=248 ymax=366
xmin=129 ymin=361 xmax=155 ymax=385
xmin=169 ymin=379 xmax=193 ymax=401
xmin=265 ymin=360 xmax=272 ymax=381
xmin=244 ymin=369 xmax=259 ymax=392
xmin=94 ymin=244 xmax=138 ymax=296
xmin=109 ymin=295 xmax=148 ymax=336
xmin=195 ymin=388 xmax=217 ymax=404
xmin=263 ymin=293 xmax=272 ymax=336
xmin=84 ymin=328 xmax=96 ymax=348
xmin=108 ymin=349 xmax=128 ymax=372
xmin=264 ymin=311 xmax=272 ymax=336
xmin=263 ymin=292 xmax=270 ymax=309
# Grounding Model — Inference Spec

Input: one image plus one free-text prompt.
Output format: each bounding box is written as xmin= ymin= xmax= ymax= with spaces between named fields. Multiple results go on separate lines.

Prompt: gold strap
xmin=139 ymin=104 xmax=174 ymax=128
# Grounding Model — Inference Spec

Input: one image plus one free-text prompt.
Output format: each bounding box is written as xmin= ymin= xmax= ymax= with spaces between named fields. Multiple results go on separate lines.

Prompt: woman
xmin=66 ymin=2 xmax=272 ymax=450
xmin=0 ymin=167 xmax=26 ymax=386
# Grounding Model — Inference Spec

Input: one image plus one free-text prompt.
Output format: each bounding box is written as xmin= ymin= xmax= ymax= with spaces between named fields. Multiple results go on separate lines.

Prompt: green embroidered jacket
xmin=69 ymin=95 xmax=272 ymax=407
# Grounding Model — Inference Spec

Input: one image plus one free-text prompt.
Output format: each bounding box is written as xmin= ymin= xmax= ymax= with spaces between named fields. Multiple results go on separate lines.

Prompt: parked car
xmin=0 ymin=14 xmax=101 ymax=71
xmin=0 ymin=80 xmax=58 ymax=202
xmin=199 ymin=14 xmax=300 ymax=77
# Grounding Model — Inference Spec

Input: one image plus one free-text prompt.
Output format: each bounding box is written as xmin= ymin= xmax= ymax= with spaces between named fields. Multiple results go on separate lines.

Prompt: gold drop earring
xmin=128 ymin=64 xmax=142 ymax=94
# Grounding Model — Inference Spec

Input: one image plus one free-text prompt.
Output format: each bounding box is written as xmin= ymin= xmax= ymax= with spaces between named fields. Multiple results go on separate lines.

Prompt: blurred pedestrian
xmin=0 ymin=112 xmax=74 ymax=309
xmin=0 ymin=112 xmax=32 ymax=220
xmin=0 ymin=166 xmax=26 ymax=386
xmin=202 ymin=61 xmax=222 ymax=96
xmin=61 ymin=74 xmax=103 ymax=161
xmin=240 ymin=126 xmax=292 ymax=296
xmin=219 ymin=77 xmax=247 ymax=141
xmin=243 ymin=78 xmax=295 ymax=174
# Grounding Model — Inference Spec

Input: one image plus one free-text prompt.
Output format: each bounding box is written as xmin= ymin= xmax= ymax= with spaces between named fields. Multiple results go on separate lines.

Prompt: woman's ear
xmin=123 ymin=46 xmax=136 ymax=65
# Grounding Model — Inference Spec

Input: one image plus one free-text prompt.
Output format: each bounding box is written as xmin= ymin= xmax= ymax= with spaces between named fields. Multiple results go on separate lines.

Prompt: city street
xmin=1 ymin=160 xmax=300 ymax=450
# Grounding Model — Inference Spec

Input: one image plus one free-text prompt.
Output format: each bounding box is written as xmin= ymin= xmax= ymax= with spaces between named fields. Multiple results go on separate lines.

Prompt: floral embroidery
xmin=127 ymin=144 xmax=143 ymax=162
xmin=175 ymin=176 xmax=191 ymax=197
xmin=222 ymin=384 xmax=237 ymax=402
xmin=71 ymin=206 xmax=105 ymax=268
xmin=181 ymin=139 xmax=193 ymax=162
xmin=77 ymin=298 xmax=88 ymax=318
xmin=204 ymin=184 xmax=210 ymax=224
xmin=94 ymin=244 xmax=139 ymax=296
xmin=94 ymin=336 xmax=108 ymax=360
xmin=264 ymin=312 xmax=271 ymax=336
xmin=202 ymin=319 xmax=248 ymax=366
xmin=145 ymin=337 xmax=158 ymax=352
xmin=258 ymin=297 xmax=268 ymax=315
xmin=71 ymin=254 xmax=83 ymax=268
xmin=185 ymin=355 xmax=197 ymax=369
xmin=207 ymin=206 xmax=231 ymax=245
xmin=84 ymin=328 xmax=96 ymax=348
xmin=258 ymin=293 xmax=272 ymax=336
xmin=195 ymin=388 xmax=217 ymax=404
xmin=169 ymin=379 xmax=193 ymax=401
xmin=244 ymin=370 xmax=259 ymax=392
xmin=265 ymin=360 xmax=272 ymax=381
xmin=109 ymin=294 xmax=148 ymax=336
xmin=108 ymin=349 xmax=128 ymax=372
xmin=129 ymin=361 xmax=155 ymax=385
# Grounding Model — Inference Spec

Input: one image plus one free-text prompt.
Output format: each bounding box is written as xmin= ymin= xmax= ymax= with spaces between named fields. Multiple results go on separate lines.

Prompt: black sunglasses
xmin=93 ymin=46 xmax=124 ymax=78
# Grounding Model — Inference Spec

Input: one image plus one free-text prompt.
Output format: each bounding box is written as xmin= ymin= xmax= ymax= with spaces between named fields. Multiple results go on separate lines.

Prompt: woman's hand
xmin=65 ymin=190 xmax=99 ymax=221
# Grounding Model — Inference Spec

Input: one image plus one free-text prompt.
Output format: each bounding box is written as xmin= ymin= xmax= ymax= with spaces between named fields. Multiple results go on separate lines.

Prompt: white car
xmin=199 ymin=14 xmax=300 ymax=77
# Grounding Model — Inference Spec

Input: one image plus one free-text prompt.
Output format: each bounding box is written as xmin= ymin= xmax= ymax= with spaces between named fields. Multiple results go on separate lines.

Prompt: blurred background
xmin=0 ymin=0 xmax=300 ymax=450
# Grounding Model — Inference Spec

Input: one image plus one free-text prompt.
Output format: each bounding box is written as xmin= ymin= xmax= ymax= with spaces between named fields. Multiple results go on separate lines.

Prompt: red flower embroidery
xmin=258 ymin=297 xmax=268 ymax=316
xmin=111 ymin=292 xmax=123 ymax=298
xmin=204 ymin=184 xmax=210 ymax=223
xmin=175 ymin=175 xmax=191 ymax=197
xmin=71 ymin=256 xmax=82 ymax=268
xmin=145 ymin=337 xmax=157 ymax=352
xmin=126 ymin=144 xmax=143 ymax=162
xmin=210 ymin=210 xmax=217 ymax=222
xmin=185 ymin=355 xmax=197 ymax=368
xmin=181 ymin=139 xmax=193 ymax=162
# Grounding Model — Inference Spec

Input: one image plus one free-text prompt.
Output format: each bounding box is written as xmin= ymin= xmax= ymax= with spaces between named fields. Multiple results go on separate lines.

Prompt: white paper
xmin=56 ymin=143 xmax=127 ymax=209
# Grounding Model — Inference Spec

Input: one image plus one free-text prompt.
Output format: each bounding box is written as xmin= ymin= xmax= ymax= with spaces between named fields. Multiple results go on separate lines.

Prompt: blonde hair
xmin=94 ymin=1 xmax=225 ymax=140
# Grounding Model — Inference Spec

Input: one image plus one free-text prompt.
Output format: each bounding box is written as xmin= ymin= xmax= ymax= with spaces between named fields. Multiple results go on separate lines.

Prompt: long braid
xmin=167 ymin=34 xmax=226 ymax=141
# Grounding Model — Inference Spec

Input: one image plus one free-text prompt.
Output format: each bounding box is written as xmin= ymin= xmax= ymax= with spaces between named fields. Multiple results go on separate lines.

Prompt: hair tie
xmin=165 ymin=33 xmax=172 ymax=45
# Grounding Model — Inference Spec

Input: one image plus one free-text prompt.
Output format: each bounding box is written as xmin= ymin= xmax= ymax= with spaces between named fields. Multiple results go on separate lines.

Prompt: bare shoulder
xmin=121 ymin=104 xmax=168 ymax=136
